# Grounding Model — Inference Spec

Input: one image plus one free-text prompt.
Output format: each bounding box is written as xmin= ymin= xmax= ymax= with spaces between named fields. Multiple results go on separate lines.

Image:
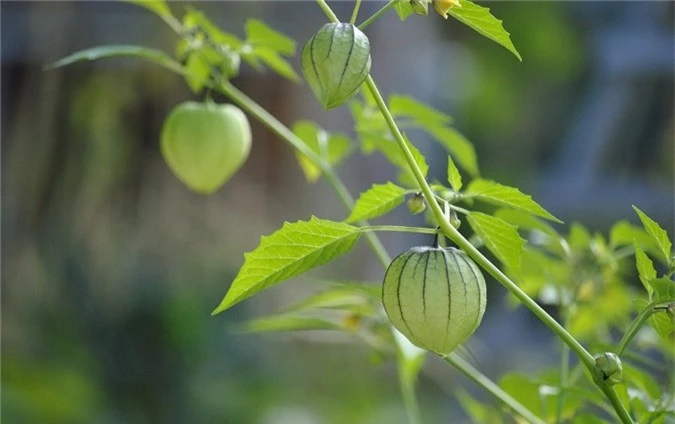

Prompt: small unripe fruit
xmin=407 ymin=193 xmax=426 ymax=215
xmin=301 ymin=23 xmax=371 ymax=110
xmin=161 ymin=101 xmax=251 ymax=194
xmin=382 ymin=246 xmax=486 ymax=355
xmin=593 ymin=352 xmax=623 ymax=386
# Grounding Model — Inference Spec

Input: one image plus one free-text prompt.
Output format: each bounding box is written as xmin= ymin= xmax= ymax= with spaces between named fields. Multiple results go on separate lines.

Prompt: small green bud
xmin=407 ymin=193 xmax=426 ymax=215
xmin=593 ymin=352 xmax=622 ymax=386
xmin=666 ymin=303 xmax=675 ymax=324
xmin=410 ymin=0 xmax=429 ymax=15
xmin=449 ymin=210 xmax=461 ymax=229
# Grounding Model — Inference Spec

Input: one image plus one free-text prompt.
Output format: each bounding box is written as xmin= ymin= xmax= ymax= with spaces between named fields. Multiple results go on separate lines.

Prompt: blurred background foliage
xmin=1 ymin=1 xmax=673 ymax=423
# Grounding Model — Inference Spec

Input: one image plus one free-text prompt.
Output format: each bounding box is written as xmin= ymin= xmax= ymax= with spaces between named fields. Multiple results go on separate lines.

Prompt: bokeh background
xmin=2 ymin=1 xmax=673 ymax=423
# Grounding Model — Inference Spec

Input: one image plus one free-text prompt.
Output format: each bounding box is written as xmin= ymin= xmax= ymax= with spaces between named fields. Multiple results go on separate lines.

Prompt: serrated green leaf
xmin=292 ymin=121 xmax=351 ymax=182
xmin=427 ymin=126 xmax=479 ymax=177
xmin=346 ymin=182 xmax=406 ymax=223
xmin=634 ymin=244 xmax=656 ymax=299
xmin=394 ymin=0 xmax=415 ymax=21
xmin=446 ymin=155 xmax=463 ymax=192
xmin=466 ymin=179 xmax=562 ymax=223
xmin=633 ymin=206 xmax=672 ymax=264
xmin=494 ymin=209 xmax=560 ymax=240
xmin=389 ymin=94 xmax=453 ymax=127
xmin=238 ymin=315 xmax=340 ymax=333
xmin=124 ymin=0 xmax=171 ymax=18
xmin=448 ymin=0 xmax=521 ymax=61
xmin=46 ymin=45 xmax=184 ymax=74
xmin=650 ymin=277 xmax=675 ymax=303
xmin=253 ymin=47 xmax=300 ymax=82
xmin=245 ymin=19 xmax=295 ymax=55
xmin=467 ymin=212 xmax=525 ymax=277
xmin=213 ymin=217 xmax=361 ymax=314
xmin=635 ymin=298 xmax=674 ymax=339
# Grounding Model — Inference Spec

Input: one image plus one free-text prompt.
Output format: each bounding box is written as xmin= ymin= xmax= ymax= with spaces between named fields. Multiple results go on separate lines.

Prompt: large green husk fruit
xmin=301 ymin=23 xmax=371 ymax=110
xmin=161 ymin=101 xmax=251 ymax=194
xmin=382 ymin=246 xmax=487 ymax=355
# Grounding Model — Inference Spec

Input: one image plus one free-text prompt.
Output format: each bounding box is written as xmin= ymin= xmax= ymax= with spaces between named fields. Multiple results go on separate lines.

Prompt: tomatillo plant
xmin=50 ymin=0 xmax=674 ymax=422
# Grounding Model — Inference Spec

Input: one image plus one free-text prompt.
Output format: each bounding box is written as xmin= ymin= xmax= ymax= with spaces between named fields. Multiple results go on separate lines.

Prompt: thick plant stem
xmin=363 ymin=75 xmax=635 ymax=424
xmin=350 ymin=0 xmax=362 ymax=24
xmin=601 ymin=386 xmax=634 ymax=423
xmin=444 ymin=354 xmax=546 ymax=424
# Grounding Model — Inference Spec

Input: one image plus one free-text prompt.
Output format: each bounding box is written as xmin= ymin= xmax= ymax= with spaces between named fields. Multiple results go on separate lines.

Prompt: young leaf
xmin=345 ymin=182 xmax=407 ymax=223
xmin=466 ymin=179 xmax=562 ymax=223
xmin=46 ymin=45 xmax=184 ymax=74
xmin=212 ymin=217 xmax=362 ymax=314
xmin=634 ymin=244 xmax=656 ymax=299
xmin=245 ymin=19 xmax=296 ymax=55
xmin=252 ymin=47 xmax=300 ymax=82
xmin=447 ymin=155 xmax=463 ymax=192
xmin=467 ymin=212 xmax=525 ymax=277
xmin=633 ymin=206 xmax=672 ymax=264
xmin=448 ymin=0 xmax=522 ymax=61
xmin=427 ymin=126 xmax=479 ymax=177
xmin=394 ymin=1 xmax=415 ymax=21
xmin=389 ymin=94 xmax=453 ymax=127
xmin=293 ymin=121 xmax=351 ymax=182
xmin=238 ymin=314 xmax=341 ymax=333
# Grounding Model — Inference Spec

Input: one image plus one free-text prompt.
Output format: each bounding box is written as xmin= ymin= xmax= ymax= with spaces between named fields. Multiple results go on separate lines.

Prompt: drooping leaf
xmin=633 ymin=206 xmax=672 ymax=265
xmin=427 ymin=126 xmax=479 ymax=176
xmin=293 ymin=121 xmax=352 ymax=182
xmin=494 ymin=209 xmax=560 ymax=240
xmin=46 ymin=45 xmax=184 ymax=74
xmin=466 ymin=179 xmax=562 ymax=223
xmin=448 ymin=0 xmax=521 ymax=61
xmin=124 ymin=0 xmax=171 ymax=18
xmin=346 ymin=182 xmax=406 ymax=223
xmin=634 ymin=244 xmax=656 ymax=299
xmin=245 ymin=19 xmax=296 ymax=55
xmin=389 ymin=94 xmax=453 ymax=128
xmin=446 ymin=155 xmax=463 ymax=192
xmin=467 ymin=212 xmax=525 ymax=277
xmin=213 ymin=217 xmax=362 ymax=314
xmin=238 ymin=314 xmax=340 ymax=333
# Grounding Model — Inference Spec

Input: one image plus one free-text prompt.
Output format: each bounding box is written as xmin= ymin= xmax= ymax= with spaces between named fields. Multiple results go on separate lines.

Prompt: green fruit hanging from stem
xmin=382 ymin=238 xmax=487 ymax=356
xmin=161 ymin=101 xmax=251 ymax=194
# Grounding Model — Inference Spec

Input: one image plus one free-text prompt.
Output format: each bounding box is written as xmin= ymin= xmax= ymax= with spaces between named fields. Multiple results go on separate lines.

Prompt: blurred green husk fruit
xmin=382 ymin=246 xmax=486 ymax=355
xmin=161 ymin=101 xmax=251 ymax=194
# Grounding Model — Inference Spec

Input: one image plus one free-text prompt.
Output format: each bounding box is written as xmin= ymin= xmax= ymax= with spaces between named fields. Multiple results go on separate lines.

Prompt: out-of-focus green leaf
xmin=245 ymin=19 xmax=296 ymax=55
xmin=427 ymin=126 xmax=479 ymax=176
xmin=213 ymin=217 xmax=361 ymax=314
xmin=466 ymin=179 xmax=561 ymax=223
xmin=634 ymin=244 xmax=656 ymax=299
xmin=499 ymin=373 xmax=582 ymax=421
xmin=456 ymin=390 xmax=504 ymax=424
xmin=610 ymin=221 xmax=653 ymax=249
xmin=285 ymin=286 xmax=377 ymax=314
xmin=238 ymin=315 xmax=341 ymax=333
xmin=183 ymin=8 xmax=243 ymax=48
xmin=448 ymin=0 xmax=522 ymax=61
xmin=124 ymin=0 xmax=171 ymax=18
xmin=345 ymin=182 xmax=406 ymax=223
xmin=292 ymin=120 xmax=352 ymax=182
xmin=633 ymin=206 xmax=672 ymax=265
xmin=46 ymin=45 xmax=184 ymax=74
xmin=446 ymin=155 xmax=463 ymax=192
xmin=635 ymin=298 xmax=673 ymax=340
xmin=651 ymin=277 xmax=675 ymax=303
xmin=389 ymin=94 xmax=453 ymax=127
xmin=572 ymin=414 xmax=611 ymax=424
xmin=394 ymin=0 xmax=415 ymax=21
xmin=467 ymin=212 xmax=525 ymax=277
xmin=568 ymin=223 xmax=591 ymax=251
xmin=253 ymin=47 xmax=300 ymax=82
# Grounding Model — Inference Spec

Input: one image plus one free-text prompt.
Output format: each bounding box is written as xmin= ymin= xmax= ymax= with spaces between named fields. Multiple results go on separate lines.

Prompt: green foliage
xmin=292 ymin=120 xmax=352 ymax=182
xmin=47 ymin=45 xmax=183 ymax=74
xmin=467 ymin=212 xmax=525 ymax=277
xmin=465 ymin=179 xmax=561 ymax=222
xmin=446 ymin=155 xmax=463 ymax=192
xmin=633 ymin=206 xmax=673 ymax=265
xmin=212 ymin=217 xmax=362 ymax=314
xmin=346 ymin=182 xmax=407 ymax=223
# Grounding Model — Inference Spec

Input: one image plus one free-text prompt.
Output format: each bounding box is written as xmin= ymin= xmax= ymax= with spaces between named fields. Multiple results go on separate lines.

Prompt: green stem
xmin=444 ymin=354 xmax=545 ymax=424
xmin=350 ymin=0 xmax=362 ymax=24
xmin=615 ymin=299 xmax=674 ymax=357
xmin=316 ymin=0 xmax=340 ymax=23
xmin=601 ymin=385 xmax=634 ymax=424
xmin=556 ymin=305 xmax=571 ymax=424
xmin=358 ymin=0 xmax=397 ymax=31
xmin=363 ymin=75 xmax=636 ymax=423
xmin=398 ymin=360 xmax=423 ymax=424
xmin=359 ymin=225 xmax=438 ymax=235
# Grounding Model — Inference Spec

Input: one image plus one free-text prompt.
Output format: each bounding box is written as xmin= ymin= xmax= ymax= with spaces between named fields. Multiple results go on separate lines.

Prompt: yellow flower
xmin=433 ymin=0 xmax=461 ymax=19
